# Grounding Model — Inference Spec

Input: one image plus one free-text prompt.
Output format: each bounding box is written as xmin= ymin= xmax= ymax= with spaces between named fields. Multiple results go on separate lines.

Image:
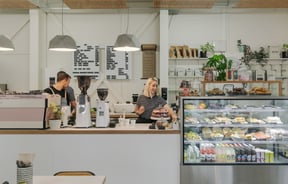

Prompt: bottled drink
xmin=210 ymin=144 xmax=216 ymax=162
xmin=220 ymin=144 xmax=227 ymax=163
xmin=194 ymin=146 xmax=201 ymax=162
xmin=247 ymin=149 xmax=252 ymax=162
xmin=215 ymin=144 xmax=221 ymax=162
xmin=230 ymin=148 xmax=236 ymax=163
xmin=200 ymin=144 xmax=207 ymax=162
xmin=240 ymin=148 xmax=245 ymax=162
xmin=251 ymin=149 xmax=257 ymax=162
xmin=206 ymin=144 xmax=212 ymax=162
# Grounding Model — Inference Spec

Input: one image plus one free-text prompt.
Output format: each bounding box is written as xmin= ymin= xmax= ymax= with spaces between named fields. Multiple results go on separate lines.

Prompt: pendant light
xmin=0 ymin=35 xmax=15 ymax=51
xmin=0 ymin=20 xmax=30 ymax=52
xmin=48 ymin=0 xmax=76 ymax=52
xmin=114 ymin=9 xmax=140 ymax=52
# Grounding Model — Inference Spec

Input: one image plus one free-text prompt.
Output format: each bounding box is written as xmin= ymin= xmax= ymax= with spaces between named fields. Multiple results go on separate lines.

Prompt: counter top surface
xmin=33 ymin=176 xmax=106 ymax=184
xmin=109 ymin=113 xmax=138 ymax=118
xmin=0 ymin=124 xmax=180 ymax=134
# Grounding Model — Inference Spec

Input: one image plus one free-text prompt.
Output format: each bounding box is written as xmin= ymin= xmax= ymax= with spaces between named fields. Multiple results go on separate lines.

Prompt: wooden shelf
xmin=201 ymin=80 xmax=282 ymax=96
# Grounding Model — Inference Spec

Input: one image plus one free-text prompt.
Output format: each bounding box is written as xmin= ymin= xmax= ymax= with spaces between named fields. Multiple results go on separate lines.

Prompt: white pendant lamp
xmin=114 ymin=33 xmax=140 ymax=52
xmin=48 ymin=0 xmax=76 ymax=52
xmin=0 ymin=34 xmax=15 ymax=51
xmin=49 ymin=35 xmax=76 ymax=51
xmin=114 ymin=9 xmax=140 ymax=52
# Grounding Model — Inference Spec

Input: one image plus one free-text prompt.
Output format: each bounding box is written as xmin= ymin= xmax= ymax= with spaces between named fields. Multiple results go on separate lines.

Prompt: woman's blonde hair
xmin=143 ymin=77 xmax=160 ymax=97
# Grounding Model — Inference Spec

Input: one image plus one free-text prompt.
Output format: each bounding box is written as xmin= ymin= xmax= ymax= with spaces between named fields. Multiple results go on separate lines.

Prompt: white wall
xmin=1 ymin=11 xmax=288 ymax=105
xmin=168 ymin=12 xmax=288 ymax=56
xmin=45 ymin=13 xmax=160 ymax=107
xmin=0 ymin=14 xmax=30 ymax=91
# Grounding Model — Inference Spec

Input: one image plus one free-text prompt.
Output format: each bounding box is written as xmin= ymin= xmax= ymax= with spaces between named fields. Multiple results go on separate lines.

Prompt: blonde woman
xmin=134 ymin=77 xmax=177 ymax=123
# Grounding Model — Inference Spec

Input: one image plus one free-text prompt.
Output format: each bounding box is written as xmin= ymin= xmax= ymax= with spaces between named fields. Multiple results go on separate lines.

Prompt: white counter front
xmin=0 ymin=124 xmax=180 ymax=184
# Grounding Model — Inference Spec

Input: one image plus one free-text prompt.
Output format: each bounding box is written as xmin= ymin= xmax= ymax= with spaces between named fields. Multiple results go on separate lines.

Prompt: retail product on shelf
xmin=201 ymin=80 xmax=282 ymax=96
xmin=169 ymin=45 xmax=199 ymax=59
xmin=181 ymin=96 xmax=288 ymax=165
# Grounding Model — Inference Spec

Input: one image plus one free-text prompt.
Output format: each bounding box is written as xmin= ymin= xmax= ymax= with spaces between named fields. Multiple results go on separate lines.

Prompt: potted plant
xmin=48 ymin=102 xmax=62 ymax=120
xmin=253 ymin=47 xmax=268 ymax=66
xmin=282 ymin=44 xmax=288 ymax=58
xmin=203 ymin=54 xmax=232 ymax=81
xmin=200 ymin=42 xmax=215 ymax=58
xmin=240 ymin=45 xmax=268 ymax=67
xmin=47 ymin=102 xmax=62 ymax=129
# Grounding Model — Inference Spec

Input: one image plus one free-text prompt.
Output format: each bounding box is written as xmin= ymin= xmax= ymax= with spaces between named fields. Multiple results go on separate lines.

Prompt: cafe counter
xmin=0 ymin=124 xmax=179 ymax=134
xmin=0 ymin=124 xmax=180 ymax=184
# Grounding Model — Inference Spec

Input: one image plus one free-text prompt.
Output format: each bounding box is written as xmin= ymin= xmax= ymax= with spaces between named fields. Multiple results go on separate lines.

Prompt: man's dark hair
xmin=57 ymin=71 xmax=71 ymax=82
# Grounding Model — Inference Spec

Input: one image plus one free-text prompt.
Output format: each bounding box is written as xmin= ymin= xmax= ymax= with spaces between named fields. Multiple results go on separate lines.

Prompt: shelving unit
xmin=168 ymin=57 xmax=288 ymax=105
xmin=201 ymin=80 xmax=283 ymax=96
xmin=168 ymin=58 xmax=207 ymax=104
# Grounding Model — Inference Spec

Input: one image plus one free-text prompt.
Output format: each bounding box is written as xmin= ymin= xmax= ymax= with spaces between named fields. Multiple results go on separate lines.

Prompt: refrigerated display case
xmin=181 ymin=96 xmax=288 ymax=165
xmin=180 ymin=96 xmax=288 ymax=184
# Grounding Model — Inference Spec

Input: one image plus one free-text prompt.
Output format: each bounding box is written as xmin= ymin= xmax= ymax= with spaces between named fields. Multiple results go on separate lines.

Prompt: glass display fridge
xmin=180 ymin=96 xmax=288 ymax=184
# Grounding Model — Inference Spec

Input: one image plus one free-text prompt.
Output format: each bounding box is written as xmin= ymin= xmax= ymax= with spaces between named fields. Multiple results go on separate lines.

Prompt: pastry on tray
xmin=264 ymin=116 xmax=282 ymax=124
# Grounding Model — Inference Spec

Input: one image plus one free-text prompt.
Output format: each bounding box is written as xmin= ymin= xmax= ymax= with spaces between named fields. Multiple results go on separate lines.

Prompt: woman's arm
xmin=134 ymin=105 xmax=145 ymax=116
xmin=163 ymin=104 xmax=177 ymax=122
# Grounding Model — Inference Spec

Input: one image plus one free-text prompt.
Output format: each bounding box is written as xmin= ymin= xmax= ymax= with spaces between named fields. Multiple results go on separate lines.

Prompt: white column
xmin=29 ymin=9 xmax=46 ymax=90
xmin=159 ymin=10 xmax=169 ymax=90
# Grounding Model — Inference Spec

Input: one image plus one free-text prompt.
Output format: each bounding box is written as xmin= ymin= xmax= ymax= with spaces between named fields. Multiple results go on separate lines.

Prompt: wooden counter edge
xmin=0 ymin=129 xmax=180 ymax=135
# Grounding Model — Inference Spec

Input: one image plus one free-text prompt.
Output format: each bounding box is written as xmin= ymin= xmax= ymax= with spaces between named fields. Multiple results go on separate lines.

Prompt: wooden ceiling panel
xmin=64 ymin=0 xmax=127 ymax=9
xmin=0 ymin=0 xmax=38 ymax=9
xmin=154 ymin=0 xmax=216 ymax=9
xmin=235 ymin=0 xmax=288 ymax=8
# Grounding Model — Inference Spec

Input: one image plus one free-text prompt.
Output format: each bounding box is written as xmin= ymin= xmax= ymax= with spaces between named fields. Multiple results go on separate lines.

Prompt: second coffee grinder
xmin=75 ymin=76 xmax=92 ymax=127
xmin=96 ymin=88 xmax=109 ymax=128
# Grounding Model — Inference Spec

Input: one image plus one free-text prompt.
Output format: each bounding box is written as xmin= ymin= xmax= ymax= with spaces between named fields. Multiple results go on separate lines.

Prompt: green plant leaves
xmin=204 ymin=54 xmax=232 ymax=81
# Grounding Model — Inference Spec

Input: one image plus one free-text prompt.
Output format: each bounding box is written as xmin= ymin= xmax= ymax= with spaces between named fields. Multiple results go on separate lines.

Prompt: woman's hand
xmin=136 ymin=106 xmax=145 ymax=115
xmin=163 ymin=104 xmax=177 ymax=122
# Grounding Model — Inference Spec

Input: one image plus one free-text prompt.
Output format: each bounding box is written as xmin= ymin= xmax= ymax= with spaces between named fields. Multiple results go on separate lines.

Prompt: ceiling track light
xmin=114 ymin=8 xmax=140 ymax=52
xmin=48 ymin=0 xmax=76 ymax=52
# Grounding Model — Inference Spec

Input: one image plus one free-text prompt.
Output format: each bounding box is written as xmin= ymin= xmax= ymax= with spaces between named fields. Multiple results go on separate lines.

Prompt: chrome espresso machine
xmin=75 ymin=76 xmax=92 ymax=127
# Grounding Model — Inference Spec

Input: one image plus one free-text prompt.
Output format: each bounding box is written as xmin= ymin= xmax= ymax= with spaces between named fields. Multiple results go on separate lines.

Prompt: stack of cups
xmin=61 ymin=106 xmax=71 ymax=127
xmin=16 ymin=153 xmax=35 ymax=184
xmin=17 ymin=166 xmax=33 ymax=184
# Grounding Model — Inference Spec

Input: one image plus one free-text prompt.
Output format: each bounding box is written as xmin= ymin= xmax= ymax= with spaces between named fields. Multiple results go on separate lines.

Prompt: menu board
xmin=73 ymin=44 xmax=100 ymax=79
xmin=105 ymin=46 xmax=132 ymax=80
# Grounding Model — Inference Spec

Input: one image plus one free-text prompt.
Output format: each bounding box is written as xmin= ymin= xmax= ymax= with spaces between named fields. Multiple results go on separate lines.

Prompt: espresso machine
xmin=75 ymin=76 xmax=92 ymax=127
xmin=96 ymin=88 xmax=109 ymax=128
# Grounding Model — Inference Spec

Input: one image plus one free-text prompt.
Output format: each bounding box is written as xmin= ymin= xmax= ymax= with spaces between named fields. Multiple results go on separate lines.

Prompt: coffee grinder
xmin=75 ymin=76 xmax=92 ymax=127
xmin=96 ymin=88 xmax=109 ymax=127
